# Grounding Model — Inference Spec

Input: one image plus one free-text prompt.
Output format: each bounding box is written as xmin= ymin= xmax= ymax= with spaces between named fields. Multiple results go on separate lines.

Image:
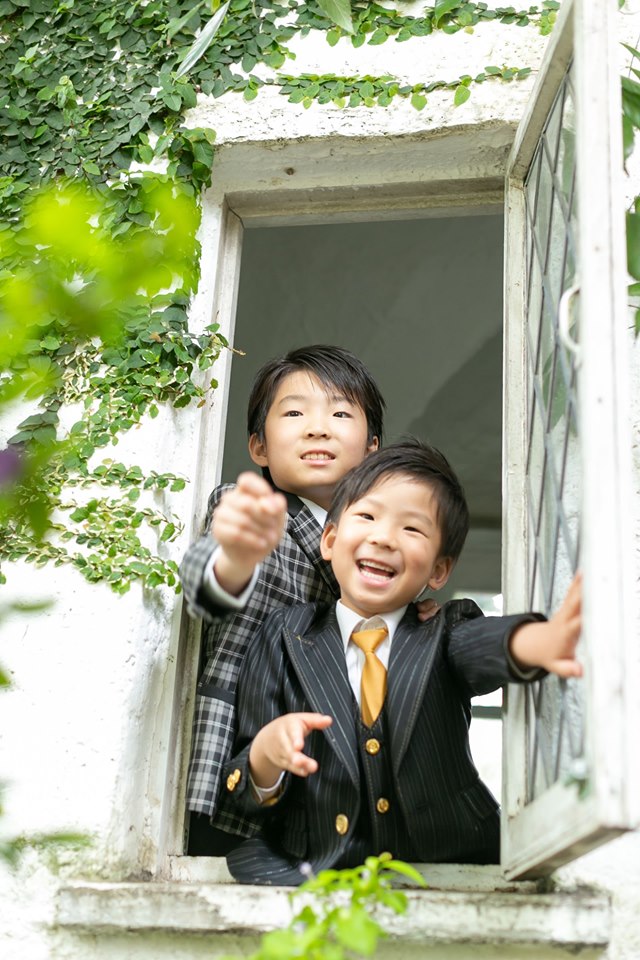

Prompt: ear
xmin=320 ymin=523 xmax=337 ymax=562
xmin=248 ymin=433 xmax=268 ymax=468
xmin=427 ymin=556 xmax=453 ymax=592
xmin=366 ymin=436 xmax=380 ymax=454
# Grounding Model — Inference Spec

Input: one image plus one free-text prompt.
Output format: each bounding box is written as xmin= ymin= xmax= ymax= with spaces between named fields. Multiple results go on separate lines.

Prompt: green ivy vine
xmin=0 ymin=0 xmax=554 ymax=594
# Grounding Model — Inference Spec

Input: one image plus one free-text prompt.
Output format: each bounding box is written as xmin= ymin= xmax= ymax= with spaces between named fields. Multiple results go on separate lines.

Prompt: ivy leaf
xmin=626 ymin=210 xmax=640 ymax=281
xmin=621 ymin=78 xmax=640 ymax=129
xmin=368 ymin=28 xmax=387 ymax=45
xmin=454 ymin=84 xmax=471 ymax=106
xmin=174 ymin=0 xmax=230 ymax=80
xmin=434 ymin=0 xmax=460 ymax=27
xmin=410 ymin=92 xmax=427 ymax=111
xmin=316 ymin=0 xmax=354 ymax=35
xmin=162 ymin=92 xmax=183 ymax=112
xmin=622 ymin=41 xmax=640 ymax=63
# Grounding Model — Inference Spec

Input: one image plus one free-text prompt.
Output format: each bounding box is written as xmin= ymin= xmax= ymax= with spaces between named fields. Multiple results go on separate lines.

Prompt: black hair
xmin=326 ymin=438 xmax=470 ymax=562
xmin=246 ymin=344 xmax=385 ymax=446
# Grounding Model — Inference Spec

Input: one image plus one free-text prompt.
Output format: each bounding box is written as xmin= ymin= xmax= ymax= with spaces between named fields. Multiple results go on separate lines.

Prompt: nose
xmin=304 ymin=416 xmax=332 ymax=438
xmin=366 ymin=522 xmax=396 ymax=550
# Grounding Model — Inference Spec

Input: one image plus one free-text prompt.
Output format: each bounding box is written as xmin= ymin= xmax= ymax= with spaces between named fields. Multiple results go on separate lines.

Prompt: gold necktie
xmin=351 ymin=625 xmax=388 ymax=726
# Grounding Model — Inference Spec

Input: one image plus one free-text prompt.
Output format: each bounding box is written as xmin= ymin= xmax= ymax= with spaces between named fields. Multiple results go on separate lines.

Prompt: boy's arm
xmin=212 ymin=472 xmax=287 ymax=596
xmin=218 ymin=607 xmax=313 ymax=816
xmin=445 ymin=575 xmax=582 ymax=696
xmin=249 ymin=713 xmax=332 ymax=789
xmin=508 ymin=574 xmax=582 ymax=678
xmin=179 ymin=473 xmax=286 ymax=621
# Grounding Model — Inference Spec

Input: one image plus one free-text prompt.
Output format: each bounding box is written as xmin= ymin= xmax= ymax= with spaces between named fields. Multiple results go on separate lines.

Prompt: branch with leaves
xmin=222 ymin=854 xmax=427 ymax=960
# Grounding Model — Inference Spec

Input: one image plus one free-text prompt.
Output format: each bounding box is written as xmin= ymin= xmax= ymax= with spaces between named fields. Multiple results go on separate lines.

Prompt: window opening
xmin=186 ymin=213 xmax=506 ymax=851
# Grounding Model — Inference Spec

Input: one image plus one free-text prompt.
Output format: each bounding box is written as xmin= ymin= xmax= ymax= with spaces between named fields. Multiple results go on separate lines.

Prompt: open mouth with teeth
xmin=301 ymin=452 xmax=335 ymax=461
xmin=357 ymin=560 xmax=397 ymax=583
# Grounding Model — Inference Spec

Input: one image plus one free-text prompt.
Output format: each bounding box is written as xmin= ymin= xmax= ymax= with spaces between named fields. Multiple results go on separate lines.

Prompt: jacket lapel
xmin=284 ymin=493 xmax=339 ymax=597
xmin=284 ymin=606 xmax=359 ymax=787
xmin=387 ymin=607 xmax=442 ymax=778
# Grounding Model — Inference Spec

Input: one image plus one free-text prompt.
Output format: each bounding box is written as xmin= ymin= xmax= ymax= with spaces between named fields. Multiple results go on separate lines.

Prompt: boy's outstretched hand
xmin=509 ymin=573 xmax=583 ymax=679
xmin=249 ymin=713 xmax=333 ymax=789
xmin=212 ymin=471 xmax=287 ymax=596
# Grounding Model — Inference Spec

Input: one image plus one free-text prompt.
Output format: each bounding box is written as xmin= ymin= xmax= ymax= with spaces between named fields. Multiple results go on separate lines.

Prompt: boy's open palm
xmin=249 ymin=713 xmax=333 ymax=788
xmin=509 ymin=573 xmax=583 ymax=679
xmin=212 ymin=472 xmax=287 ymax=594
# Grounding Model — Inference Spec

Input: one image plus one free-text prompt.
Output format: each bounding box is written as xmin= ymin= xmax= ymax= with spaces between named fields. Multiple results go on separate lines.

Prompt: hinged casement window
xmin=502 ymin=0 xmax=639 ymax=879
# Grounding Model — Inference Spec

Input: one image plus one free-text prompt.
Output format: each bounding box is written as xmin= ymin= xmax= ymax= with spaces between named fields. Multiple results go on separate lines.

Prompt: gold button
xmin=376 ymin=797 xmax=390 ymax=814
xmin=365 ymin=738 xmax=380 ymax=755
xmin=335 ymin=813 xmax=349 ymax=835
xmin=226 ymin=768 xmax=242 ymax=791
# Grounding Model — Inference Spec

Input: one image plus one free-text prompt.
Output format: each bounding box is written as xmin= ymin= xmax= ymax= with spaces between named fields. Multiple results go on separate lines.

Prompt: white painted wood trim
xmin=502 ymin=0 xmax=640 ymax=879
xmin=575 ymin=0 xmax=640 ymax=828
xmin=156 ymin=136 xmax=516 ymax=871
xmin=158 ymin=202 xmax=244 ymax=863
xmin=508 ymin=0 xmax=574 ymax=182
xmin=503 ymin=783 xmax=623 ymax=881
xmin=501 ymin=177 xmax=530 ymax=830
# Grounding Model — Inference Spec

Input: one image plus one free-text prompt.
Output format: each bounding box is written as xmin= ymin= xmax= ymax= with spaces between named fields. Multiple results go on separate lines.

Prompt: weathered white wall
xmin=1 ymin=3 xmax=639 ymax=958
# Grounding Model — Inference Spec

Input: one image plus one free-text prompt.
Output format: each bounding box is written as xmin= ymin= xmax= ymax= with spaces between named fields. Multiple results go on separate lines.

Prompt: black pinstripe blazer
xmin=219 ymin=600 xmax=543 ymax=885
xmin=180 ymin=485 xmax=338 ymax=829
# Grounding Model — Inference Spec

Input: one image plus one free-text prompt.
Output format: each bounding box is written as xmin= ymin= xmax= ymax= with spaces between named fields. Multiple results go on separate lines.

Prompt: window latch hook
xmin=558 ymin=283 xmax=581 ymax=367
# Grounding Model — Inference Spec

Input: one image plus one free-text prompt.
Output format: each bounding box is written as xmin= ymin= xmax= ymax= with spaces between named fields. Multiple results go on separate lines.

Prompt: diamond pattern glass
xmin=523 ymin=65 xmax=583 ymax=801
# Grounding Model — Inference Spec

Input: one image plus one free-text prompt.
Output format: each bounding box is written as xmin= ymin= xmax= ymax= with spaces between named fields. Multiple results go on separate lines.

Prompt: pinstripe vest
xmin=337 ymin=701 xmax=407 ymax=867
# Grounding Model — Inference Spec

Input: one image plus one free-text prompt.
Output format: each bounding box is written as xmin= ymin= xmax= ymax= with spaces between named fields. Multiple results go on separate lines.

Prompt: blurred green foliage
xmin=223 ymin=854 xmax=426 ymax=960
xmin=0 ymin=180 xmax=225 ymax=592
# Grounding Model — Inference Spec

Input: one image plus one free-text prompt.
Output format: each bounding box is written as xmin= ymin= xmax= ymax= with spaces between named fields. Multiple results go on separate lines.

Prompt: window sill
xmin=55 ymin=865 xmax=610 ymax=950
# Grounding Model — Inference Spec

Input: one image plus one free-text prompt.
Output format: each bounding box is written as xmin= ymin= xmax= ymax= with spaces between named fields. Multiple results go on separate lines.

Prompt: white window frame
xmin=502 ymin=0 xmax=639 ymax=879
xmin=159 ymin=140 xmax=509 ymax=875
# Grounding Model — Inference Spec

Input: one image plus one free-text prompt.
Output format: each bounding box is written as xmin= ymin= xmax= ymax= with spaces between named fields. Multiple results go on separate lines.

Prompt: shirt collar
xmin=335 ymin=600 xmax=408 ymax=651
xmin=298 ymin=496 xmax=327 ymax=527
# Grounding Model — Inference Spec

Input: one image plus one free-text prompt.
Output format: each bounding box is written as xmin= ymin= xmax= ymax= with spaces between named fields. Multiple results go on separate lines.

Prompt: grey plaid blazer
xmin=180 ymin=484 xmax=339 ymax=829
xmin=219 ymin=600 xmax=543 ymax=885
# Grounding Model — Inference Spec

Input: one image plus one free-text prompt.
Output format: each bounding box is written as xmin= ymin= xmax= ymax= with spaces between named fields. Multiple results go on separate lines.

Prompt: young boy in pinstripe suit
xmin=181 ymin=346 xmax=436 ymax=854
xmin=219 ymin=440 xmax=582 ymax=885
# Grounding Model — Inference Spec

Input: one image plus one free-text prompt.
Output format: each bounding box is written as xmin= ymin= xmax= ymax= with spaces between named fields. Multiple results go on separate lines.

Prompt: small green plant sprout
xmin=223 ymin=853 xmax=426 ymax=960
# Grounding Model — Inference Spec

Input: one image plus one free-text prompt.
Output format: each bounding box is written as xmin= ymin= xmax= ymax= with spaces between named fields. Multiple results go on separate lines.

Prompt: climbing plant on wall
xmin=0 ymin=0 xmax=558 ymax=593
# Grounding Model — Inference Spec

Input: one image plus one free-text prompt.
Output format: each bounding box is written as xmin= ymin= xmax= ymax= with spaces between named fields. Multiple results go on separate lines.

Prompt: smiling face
xmin=248 ymin=371 xmax=378 ymax=510
xmin=320 ymin=474 xmax=453 ymax=618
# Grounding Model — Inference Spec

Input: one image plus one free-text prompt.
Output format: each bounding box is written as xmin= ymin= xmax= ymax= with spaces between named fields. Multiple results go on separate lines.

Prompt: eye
xmin=333 ymin=410 xmax=352 ymax=418
xmin=283 ymin=410 xmax=302 ymax=417
xmin=358 ymin=512 xmax=374 ymax=521
xmin=405 ymin=526 xmax=426 ymax=536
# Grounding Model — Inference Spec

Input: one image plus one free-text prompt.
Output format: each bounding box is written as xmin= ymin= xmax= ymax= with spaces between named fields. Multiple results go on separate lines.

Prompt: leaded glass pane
xmin=522 ymin=63 xmax=583 ymax=803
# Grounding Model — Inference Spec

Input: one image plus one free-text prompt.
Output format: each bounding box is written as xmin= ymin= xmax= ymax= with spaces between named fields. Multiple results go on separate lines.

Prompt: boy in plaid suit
xmin=182 ymin=345 xmax=427 ymax=853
